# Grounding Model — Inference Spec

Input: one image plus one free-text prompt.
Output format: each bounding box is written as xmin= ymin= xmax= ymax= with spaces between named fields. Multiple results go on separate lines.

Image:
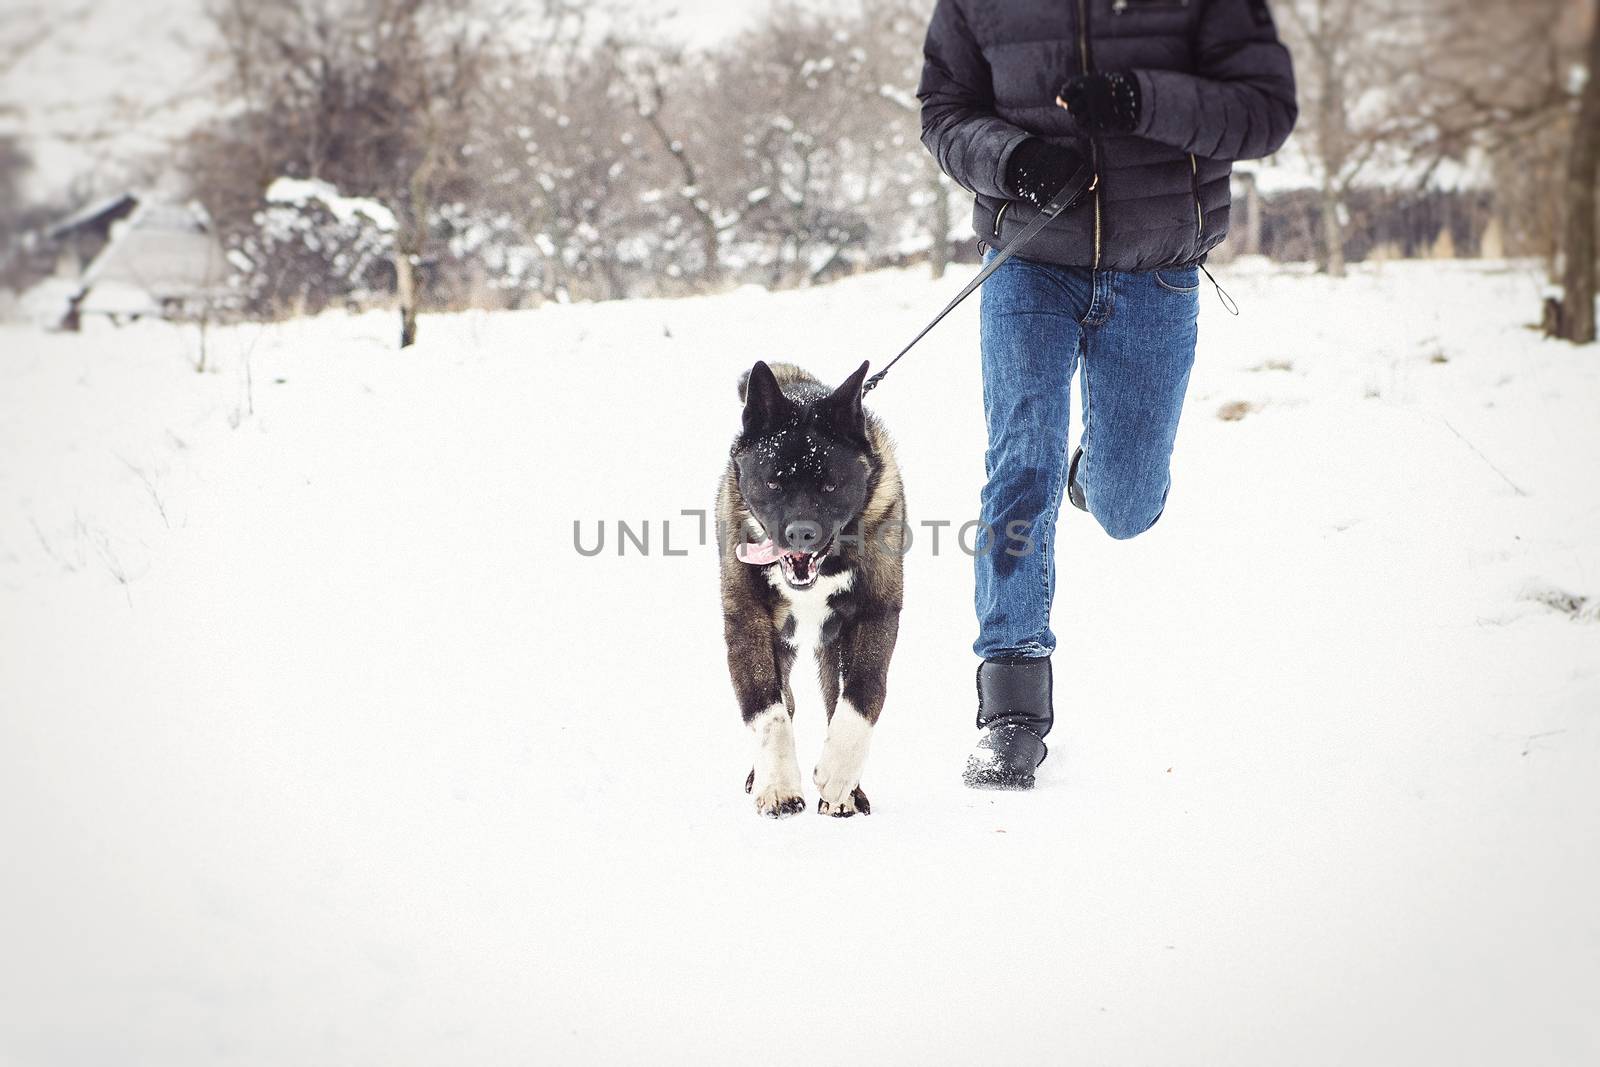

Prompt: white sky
xmin=0 ymin=0 xmax=775 ymax=200
xmin=655 ymin=0 xmax=774 ymax=45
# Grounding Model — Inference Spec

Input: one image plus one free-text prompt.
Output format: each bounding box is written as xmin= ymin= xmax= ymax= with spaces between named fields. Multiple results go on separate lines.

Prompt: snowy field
xmin=1 ymin=260 xmax=1597 ymax=1065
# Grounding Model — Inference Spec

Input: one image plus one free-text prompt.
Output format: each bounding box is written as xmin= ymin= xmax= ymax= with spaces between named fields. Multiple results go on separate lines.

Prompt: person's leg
xmin=973 ymin=254 xmax=1091 ymax=660
xmin=1075 ymin=266 xmax=1200 ymax=540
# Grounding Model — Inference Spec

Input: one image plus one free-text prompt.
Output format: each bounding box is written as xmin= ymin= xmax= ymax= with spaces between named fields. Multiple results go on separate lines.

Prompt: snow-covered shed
xmin=44 ymin=193 xmax=139 ymax=277
xmin=48 ymin=195 xmax=229 ymax=328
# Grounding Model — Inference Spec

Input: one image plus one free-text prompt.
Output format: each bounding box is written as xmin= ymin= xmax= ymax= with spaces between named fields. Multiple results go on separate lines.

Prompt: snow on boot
xmin=963 ymin=657 xmax=1052 ymax=790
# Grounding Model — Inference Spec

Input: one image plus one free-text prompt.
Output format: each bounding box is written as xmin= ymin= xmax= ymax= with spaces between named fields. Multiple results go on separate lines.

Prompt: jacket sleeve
xmin=918 ymin=0 xmax=1032 ymax=200
xmin=1131 ymin=0 xmax=1298 ymax=161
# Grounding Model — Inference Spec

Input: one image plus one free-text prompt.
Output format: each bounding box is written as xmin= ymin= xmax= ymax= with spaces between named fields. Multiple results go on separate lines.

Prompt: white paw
xmin=812 ymin=754 xmax=861 ymax=809
xmin=748 ymin=704 xmax=804 ymax=819
xmin=813 ymin=703 xmax=873 ymax=817
xmin=752 ymin=781 xmax=806 ymax=818
xmin=815 ymin=784 xmax=870 ymax=817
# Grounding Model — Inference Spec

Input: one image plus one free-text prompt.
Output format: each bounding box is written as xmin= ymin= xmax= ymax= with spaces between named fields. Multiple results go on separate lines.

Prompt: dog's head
xmin=732 ymin=360 xmax=874 ymax=589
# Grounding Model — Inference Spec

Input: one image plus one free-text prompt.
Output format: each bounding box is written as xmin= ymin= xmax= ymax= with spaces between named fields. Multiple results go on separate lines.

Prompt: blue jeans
xmin=973 ymin=254 xmax=1199 ymax=661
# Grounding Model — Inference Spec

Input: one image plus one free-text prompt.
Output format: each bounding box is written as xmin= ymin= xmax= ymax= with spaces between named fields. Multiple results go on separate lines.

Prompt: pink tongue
xmin=736 ymin=539 xmax=784 ymax=566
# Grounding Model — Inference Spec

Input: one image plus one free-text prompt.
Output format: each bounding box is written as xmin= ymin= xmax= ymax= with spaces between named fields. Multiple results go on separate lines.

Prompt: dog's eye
xmin=822 ymin=483 xmax=837 ymax=493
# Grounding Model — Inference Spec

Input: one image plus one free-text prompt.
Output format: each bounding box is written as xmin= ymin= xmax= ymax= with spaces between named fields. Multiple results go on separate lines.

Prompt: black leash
xmin=861 ymin=178 xmax=1090 ymax=396
xmin=1200 ymin=263 xmax=1240 ymax=316
xmin=861 ymin=177 xmax=1245 ymax=394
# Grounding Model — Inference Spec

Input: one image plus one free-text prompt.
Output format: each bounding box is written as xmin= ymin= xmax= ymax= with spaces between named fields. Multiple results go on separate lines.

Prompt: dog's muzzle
xmin=735 ymin=537 xmax=833 ymax=589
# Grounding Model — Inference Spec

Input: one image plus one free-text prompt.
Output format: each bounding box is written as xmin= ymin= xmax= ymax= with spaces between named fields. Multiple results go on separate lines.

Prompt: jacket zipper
xmin=1190 ymin=153 xmax=1204 ymax=239
xmin=1078 ymin=0 xmax=1102 ymax=269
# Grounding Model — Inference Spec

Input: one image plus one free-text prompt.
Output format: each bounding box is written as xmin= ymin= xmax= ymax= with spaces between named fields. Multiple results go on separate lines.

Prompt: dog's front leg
xmin=814 ymin=610 xmax=899 ymax=817
xmin=726 ymin=613 xmax=804 ymax=818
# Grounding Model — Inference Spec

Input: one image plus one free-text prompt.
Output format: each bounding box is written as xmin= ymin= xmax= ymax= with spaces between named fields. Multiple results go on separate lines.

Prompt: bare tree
xmin=860 ymin=0 xmax=957 ymax=279
xmin=470 ymin=31 xmax=676 ymax=304
xmin=1278 ymin=0 xmax=1421 ymax=277
xmin=206 ymin=0 xmax=516 ymax=347
xmin=0 ymin=135 xmax=43 ymax=291
xmin=1555 ymin=0 xmax=1600 ymax=342
xmin=710 ymin=5 xmax=893 ymax=286
xmin=626 ymin=45 xmax=737 ymax=287
xmin=1398 ymin=0 xmax=1596 ymax=339
xmin=0 ymin=136 xmax=30 ymax=236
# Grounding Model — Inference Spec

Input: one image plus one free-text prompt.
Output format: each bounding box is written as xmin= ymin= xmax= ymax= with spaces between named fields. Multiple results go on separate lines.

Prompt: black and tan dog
xmin=716 ymin=361 xmax=905 ymax=818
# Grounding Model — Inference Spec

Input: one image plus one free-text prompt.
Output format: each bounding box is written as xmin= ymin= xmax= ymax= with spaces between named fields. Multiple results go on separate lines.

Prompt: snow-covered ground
xmin=1 ymin=261 xmax=1597 ymax=1065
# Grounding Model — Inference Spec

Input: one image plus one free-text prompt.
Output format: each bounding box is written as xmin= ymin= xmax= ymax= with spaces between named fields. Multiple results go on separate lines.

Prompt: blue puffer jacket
xmin=919 ymin=0 xmax=1298 ymax=271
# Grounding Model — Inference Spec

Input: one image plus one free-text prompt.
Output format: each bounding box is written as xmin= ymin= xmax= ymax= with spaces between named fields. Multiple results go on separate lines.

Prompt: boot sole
xmin=962 ymin=767 xmax=1037 ymax=790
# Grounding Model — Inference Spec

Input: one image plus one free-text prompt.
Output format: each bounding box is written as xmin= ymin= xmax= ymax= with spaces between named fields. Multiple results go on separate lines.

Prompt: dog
xmin=716 ymin=360 xmax=905 ymax=818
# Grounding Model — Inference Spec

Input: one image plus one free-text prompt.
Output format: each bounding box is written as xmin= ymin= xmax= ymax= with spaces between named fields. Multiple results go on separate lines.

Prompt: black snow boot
xmin=963 ymin=657 xmax=1052 ymax=790
xmin=1067 ymin=447 xmax=1088 ymax=512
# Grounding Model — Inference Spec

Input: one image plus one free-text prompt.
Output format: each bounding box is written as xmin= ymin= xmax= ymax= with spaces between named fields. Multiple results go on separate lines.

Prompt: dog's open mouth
xmin=776 ymin=543 xmax=830 ymax=588
xmin=737 ymin=537 xmax=833 ymax=589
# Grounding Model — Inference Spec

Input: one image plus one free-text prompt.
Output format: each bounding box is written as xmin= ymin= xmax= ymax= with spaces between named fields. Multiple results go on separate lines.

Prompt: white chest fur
xmin=765 ymin=567 xmax=853 ymax=650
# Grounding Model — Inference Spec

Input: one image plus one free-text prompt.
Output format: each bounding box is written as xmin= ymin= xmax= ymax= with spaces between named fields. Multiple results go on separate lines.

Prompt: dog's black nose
xmin=784 ymin=520 xmax=824 ymax=551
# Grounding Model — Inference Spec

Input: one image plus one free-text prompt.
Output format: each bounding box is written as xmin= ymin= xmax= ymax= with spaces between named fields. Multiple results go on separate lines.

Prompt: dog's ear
xmin=742 ymin=360 xmax=795 ymax=436
xmin=819 ymin=361 xmax=870 ymax=443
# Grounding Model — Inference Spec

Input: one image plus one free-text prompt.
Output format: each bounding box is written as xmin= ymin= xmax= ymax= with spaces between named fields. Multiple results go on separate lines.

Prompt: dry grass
xmin=1217 ymin=400 xmax=1257 ymax=422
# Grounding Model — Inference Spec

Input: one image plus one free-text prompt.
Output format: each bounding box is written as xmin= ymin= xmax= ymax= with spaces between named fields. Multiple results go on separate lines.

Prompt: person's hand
xmin=1056 ymin=72 xmax=1141 ymax=133
xmin=1004 ymin=139 xmax=1092 ymax=210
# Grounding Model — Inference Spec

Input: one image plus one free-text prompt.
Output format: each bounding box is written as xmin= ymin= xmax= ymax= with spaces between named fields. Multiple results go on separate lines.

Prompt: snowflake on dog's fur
xmin=768 ymin=425 xmax=832 ymax=479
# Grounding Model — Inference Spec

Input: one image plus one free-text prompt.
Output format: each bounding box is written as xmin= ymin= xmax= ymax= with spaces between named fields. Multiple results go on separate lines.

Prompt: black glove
xmin=1057 ymin=72 xmax=1141 ymax=133
xmin=1004 ymin=139 xmax=1093 ymax=210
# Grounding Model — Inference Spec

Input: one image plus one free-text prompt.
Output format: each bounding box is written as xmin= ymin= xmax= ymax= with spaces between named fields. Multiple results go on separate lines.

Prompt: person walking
xmin=918 ymin=0 xmax=1298 ymax=789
